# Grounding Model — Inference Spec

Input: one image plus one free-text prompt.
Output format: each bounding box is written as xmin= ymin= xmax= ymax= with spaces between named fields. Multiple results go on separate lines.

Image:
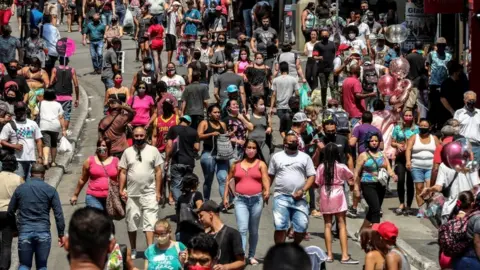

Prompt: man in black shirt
xmin=406 ymin=41 xmax=428 ymax=115
xmin=313 ymin=29 xmax=337 ymax=106
xmin=187 ymin=50 xmax=208 ymax=84
xmin=130 ymin=57 xmax=158 ymax=98
xmin=0 ymin=60 xmax=29 ymax=101
xmin=439 ymin=62 xmax=468 ymax=127
xmin=197 ymin=200 xmax=245 ymax=269
xmin=165 ymin=115 xmax=200 ymax=201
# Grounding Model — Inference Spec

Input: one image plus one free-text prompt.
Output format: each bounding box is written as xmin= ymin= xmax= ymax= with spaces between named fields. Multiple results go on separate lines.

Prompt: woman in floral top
xmin=391 ymin=109 xmax=419 ymax=216
xmin=106 ymin=223 xmax=138 ymax=270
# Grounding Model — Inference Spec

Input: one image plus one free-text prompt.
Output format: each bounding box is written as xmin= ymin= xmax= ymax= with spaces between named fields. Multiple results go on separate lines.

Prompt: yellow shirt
xmin=0 ymin=171 xmax=24 ymax=211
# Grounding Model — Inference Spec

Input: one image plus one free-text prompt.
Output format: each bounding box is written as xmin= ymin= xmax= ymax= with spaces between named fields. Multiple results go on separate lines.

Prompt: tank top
xmin=156 ymin=114 xmax=178 ymax=152
xmin=203 ymin=120 xmax=224 ymax=153
xmin=199 ymin=47 xmax=210 ymax=65
xmin=53 ymin=66 xmax=73 ymax=96
xmin=234 ymin=160 xmax=263 ymax=195
xmin=248 ymin=113 xmax=267 ymax=144
xmin=108 ymin=88 xmax=127 ymax=103
xmin=87 ymin=156 xmax=119 ymax=198
xmin=386 ymin=248 xmax=411 ymax=270
xmin=237 ymin=60 xmax=249 ymax=75
xmin=305 ymin=10 xmax=316 ymax=30
xmin=361 ymin=151 xmax=385 ymax=183
xmin=305 ymin=41 xmax=316 ymax=57
xmin=138 ymin=17 xmax=152 ymax=38
xmin=411 ymin=134 xmax=435 ymax=169
xmin=137 ymin=70 xmax=156 ymax=98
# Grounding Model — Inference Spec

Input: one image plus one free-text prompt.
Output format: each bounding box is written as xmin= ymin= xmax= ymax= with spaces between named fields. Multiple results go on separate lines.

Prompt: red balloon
xmin=377 ymin=75 xmax=397 ymax=96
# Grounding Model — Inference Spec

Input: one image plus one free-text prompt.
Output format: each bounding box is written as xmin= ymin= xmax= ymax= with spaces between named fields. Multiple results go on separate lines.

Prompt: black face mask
xmin=238 ymin=40 xmax=246 ymax=45
xmin=262 ymin=24 xmax=269 ymax=30
xmin=133 ymin=138 xmax=146 ymax=146
xmin=321 ymin=36 xmax=329 ymax=42
xmin=201 ymin=41 xmax=209 ymax=46
xmin=325 ymin=132 xmax=336 ymax=142
xmin=93 ymin=19 xmax=100 ymax=25
xmin=7 ymin=67 xmax=17 ymax=76
xmin=285 ymin=142 xmax=298 ymax=151
xmin=467 ymin=100 xmax=476 ymax=111
xmin=419 ymin=128 xmax=430 ymax=135
xmin=5 ymin=96 xmax=15 ymax=102
xmin=217 ymin=40 xmax=226 ymax=46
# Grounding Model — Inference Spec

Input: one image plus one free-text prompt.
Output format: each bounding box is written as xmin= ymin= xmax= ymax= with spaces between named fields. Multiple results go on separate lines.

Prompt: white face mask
xmin=157 ymin=236 xmax=169 ymax=245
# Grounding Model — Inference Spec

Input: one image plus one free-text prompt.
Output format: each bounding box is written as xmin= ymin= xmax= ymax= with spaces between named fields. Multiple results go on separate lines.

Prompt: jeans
xmin=317 ymin=71 xmax=335 ymax=106
xmin=18 ymin=231 xmax=51 ymax=270
xmin=89 ymin=40 xmax=104 ymax=70
xmin=200 ymin=151 xmax=228 ymax=201
xmin=101 ymin=11 xmax=112 ymax=26
xmin=242 ymin=9 xmax=252 ymax=37
xmin=170 ymin=164 xmax=193 ymax=201
xmin=276 ymin=109 xmax=290 ymax=122
xmin=85 ymin=194 xmax=107 ymax=211
xmin=0 ymin=212 xmax=14 ymax=270
xmin=234 ymin=193 xmax=263 ymax=258
xmin=101 ymin=77 xmax=114 ymax=91
xmin=15 ymin=161 xmax=35 ymax=181
xmin=273 ymin=194 xmax=309 ymax=233
xmin=153 ymin=13 xmax=165 ymax=27
xmin=453 ymin=250 xmax=480 ymax=269
xmin=116 ymin=9 xmax=125 ymax=25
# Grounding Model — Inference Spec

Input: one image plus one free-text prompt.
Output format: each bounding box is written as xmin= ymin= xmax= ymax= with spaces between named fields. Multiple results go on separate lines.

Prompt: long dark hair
xmin=237 ymin=47 xmax=250 ymax=62
xmin=360 ymin=228 xmax=388 ymax=255
xmin=240 ymin=139 xmax=266 ymax=163
xmin=323 ymin=143 xmax=341 ymax=194
xmin=96 ymin=137 xmax=112 ymax=157
xmin=449 ymin=190 xmax=475 ymax=220
xmin=207 ymin=104 xmax=221 ymax=120
xmin=364 ymin=132 xmax=380 ymax=152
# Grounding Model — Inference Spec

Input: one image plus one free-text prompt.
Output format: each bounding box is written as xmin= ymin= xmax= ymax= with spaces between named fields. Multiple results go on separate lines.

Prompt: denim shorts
xmin=58 ymin=100 xmax=72 ymax=121
xmin=411 ymin=167 xmax=432 ymax=183
xmin=272 ymin=194 xmax=309 ymax=233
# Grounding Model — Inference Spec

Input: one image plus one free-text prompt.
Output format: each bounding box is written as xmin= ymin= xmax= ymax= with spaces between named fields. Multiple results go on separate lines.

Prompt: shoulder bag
xmin=366 ymin=151 xmax=389 ymax=186
xmin=102 ymin=158 xmax=126 ymax=220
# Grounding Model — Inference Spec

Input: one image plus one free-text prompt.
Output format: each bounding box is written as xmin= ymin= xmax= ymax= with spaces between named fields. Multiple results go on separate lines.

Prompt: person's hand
xmin=134 ymin=36 xmax=138 ymax=41
xmin=70 ymin=195 xmax=78 ymax=205
xmin=83 ymin=13 xmax=86 ymax=18
xmin=156 ymin=192 xmax=162 ymax=203
xmin=450 ymin=109 xmax=455 ymax=116
xmin=316 ymin=141 xmax=325 ymax=149
xmin=144 ymin=123 xmax=150 ymax=130
xmin=369 ymin=92 xmax=377 ymax=97
xmin=179 ymin=251 xmax=188 ymax=265
xmin=127 ymin=124 xmax=133 ymax=130
xmin=62 ymin=130 xmax=67 ymax=137
xmin=164 ymin=162 xmax=169 ymax=173
xmin=11 ymin=7 xmax=14 ymax=16
xmin=82 ymin=39 xmax=87 ymax=46
xmin=266 ymin=127 xmax=272 ymax=134
xmin=237 ymin=139 xmax=245 ymax=145
xmin=268 ymin=108 xmax=274 ymax=116
xmin=263 ymin=190 xmax=270 ymax=204
xmin=213 ymin=264 xmax=228 ymax=270
xmin=397 ymin=143 xmax=405 ymax=152
xmin=58 ymin=236 xmax=66 ymax=247
xmin=302 ymin=78 xmax=307 ymax=83
xmin=419 ymin=187 xmax=431 ymax=198
xmin=74 ymin=100 xmax=79 ymax=108
xmin=210 ymin=131 xmax=220 ymax=137
xmin=223 ymin=198 xmax=230 ymax=210
xmin=292 ymin=190 xmax=304 ymax=200
xmin=390 ymin=173 xmax=398 ymax=182
xmin=14 ymin=144 xmax=23 ymax=151
xmin=406 ymin=162 xmax=412 ymax=170
xmin=120 ymin=189 xmax=128 ymax=201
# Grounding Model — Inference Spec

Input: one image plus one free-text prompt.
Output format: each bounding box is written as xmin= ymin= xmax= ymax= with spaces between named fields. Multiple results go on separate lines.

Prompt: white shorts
xmin=125 ymin=195 xmax=158 ymax=232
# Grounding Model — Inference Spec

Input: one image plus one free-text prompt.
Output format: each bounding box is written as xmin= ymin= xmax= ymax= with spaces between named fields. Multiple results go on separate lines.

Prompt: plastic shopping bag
xmin=123 ymin=8 xmax=134 ymax=29
xmin=299 ymin=83 xmax=311 ymax=110
xmin=58 ymin=137 xmax=73 ymax=153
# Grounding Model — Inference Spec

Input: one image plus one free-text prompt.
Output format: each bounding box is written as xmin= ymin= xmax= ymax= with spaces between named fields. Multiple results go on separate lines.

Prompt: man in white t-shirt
xmin=165 ymin=1 xmax=181 ymax=63
xmin=0 ymin=101 xmax=43 ymax=180
xmin=268 ymin=133 xmax=316 ymax=244
xmin=347 ymin=11 xmax=370 ymax=55
xmin=119 ymin=127 xmax=163 ymax=259
xmin=343 ymin=25 xmax=367 ymax=57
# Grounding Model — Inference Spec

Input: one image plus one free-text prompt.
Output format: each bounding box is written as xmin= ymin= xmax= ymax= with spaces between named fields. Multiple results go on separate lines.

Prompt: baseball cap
xmin=336 ymin=44 xmax=350 ymax=56
xmin=196 ymin=200 xmax=221 ymax=213
xmin=372 ymin=221 xmax=399 ymax=241
xmin=172 ymin=1 xmax=181 ymax=6
xmin=4 ymin=81 xmax=18 ymax=92
xmin=436 ymin=37 xmax=447 ymax=44
xmin=226 ymin=85 xmax=238 ymax=93
xmin=215 ymin=5 xmax=222 ymax=11
xmin=180 ymin=115 xmax=192 ymax=123
xmin=292 ymin=112 xmax=310 ymax=123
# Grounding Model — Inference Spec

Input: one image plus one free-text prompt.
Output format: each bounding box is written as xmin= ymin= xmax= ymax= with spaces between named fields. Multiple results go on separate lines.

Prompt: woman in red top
xmin=148 ymin=16 xmax=165 ymax=76
xmin=223 ymin=139 xmax=270 ymax=265
xmin=70 ymin=137 xmax=120 ymax=213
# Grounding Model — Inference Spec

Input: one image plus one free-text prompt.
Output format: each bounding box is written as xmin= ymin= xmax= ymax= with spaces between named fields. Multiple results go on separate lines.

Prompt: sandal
xmin=310 ymin=209 xmax=322 ymax=218
xmin=395 ymin=208 xmax=404 ymax=215
xmin=51 ymin=162 xmax=58 ymax=167
xmin=340 ymin=257 xmax=359 ymax=265
xmin=326 ymin=257 xmax=334 ymax=263
xmin=249 ymin=258 xmax=259 ymax=265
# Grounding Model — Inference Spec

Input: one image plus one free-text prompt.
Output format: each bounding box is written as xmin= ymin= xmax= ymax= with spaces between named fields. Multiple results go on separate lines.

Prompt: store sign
xmin=404 ymin=2 xmax=436 ymax=50
xmin=424 ymin=0 xmax=464 ymax=14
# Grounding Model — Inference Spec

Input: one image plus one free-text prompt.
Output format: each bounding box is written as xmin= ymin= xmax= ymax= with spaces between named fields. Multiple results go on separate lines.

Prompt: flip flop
xmin=340 ymin=257 xmax=359 ymax=265
xmin=326 ymin=258 xmax=334 ymax=263
xmin=51 ymin=162 xmax=58 ymax=167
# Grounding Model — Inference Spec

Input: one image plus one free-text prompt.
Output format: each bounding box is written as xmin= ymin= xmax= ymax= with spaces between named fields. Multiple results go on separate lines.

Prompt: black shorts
xmin=165 ymin=34 xmax=177 ymax=52
xmin=41 ymin=131 xmax=59 ymax=148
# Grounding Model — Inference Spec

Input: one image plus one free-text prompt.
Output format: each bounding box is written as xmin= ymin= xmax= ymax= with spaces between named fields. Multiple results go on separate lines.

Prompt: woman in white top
xmin=304 ymin=30 xmax=318 ymax=91
xmin=39 ymin=89 xmax=66 ymax=168
xmin=406 ymin=118 xmax=439 ymax=218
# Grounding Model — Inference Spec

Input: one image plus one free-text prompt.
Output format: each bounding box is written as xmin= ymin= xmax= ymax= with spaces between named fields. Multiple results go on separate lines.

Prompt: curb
xmin=345 ymin=202 xmax=440 ymax=270
xmin=46 ymin=85 xmax=90 ymax=188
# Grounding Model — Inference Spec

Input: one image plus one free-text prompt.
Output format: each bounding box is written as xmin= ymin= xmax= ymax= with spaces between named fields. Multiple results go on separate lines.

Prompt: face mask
xmin=256 ymin=104 xmax=265 ymax=112
xmin=114 ymin=78 xmax=123 ymax=85
xmin=93 ymin=19 xmax=100 ymax=24
xmin=187 ymin=265 xmax=212 ymax=270
xmin=348 ymin=33 xmax=356 ymax=40
xmin=144 ymin=64 xmax=152 ymax=71
xmin=133 ymin=138 xmax=146 ymax=146
xmin=262 ymin=23 xmax=269 ymax=30
xmin=322 ymin=36 xmax=329 ymax=42
xmin=31 ymin=32 xmax=38 ymax=37
xmin=5 ymin=96 xmax=15 ymax=102
xmin=467 ymin=100 xmax=476 ymax=111
xmin=325 ymin=132 xmax=336 ymax=141
xmin=15 ymin=112 xmax=26 ymax=121
xmin=368 ymin=17 xmax=374 ymax=21
xmin=167 ymin=69 xmax=176 ymax=76
xmin=245 ymin=149 xmax=257 ymax=158
xmin=240 ymin=55 xmax=248 ymax=61
xmin=217 ymin=40 xmax=226 ymax=46
xmin=157 ymin=236 xmax=169 ymax=245
xmin=285 ymin=142 xmax=298 ymax=151
xmin=419 ymin=127 xmax=429 ymax=135
xmin=238 ymin=40 xmax=246 ymax=45
xmin=255 ymin=59 xmax=263 ymax=65
xmin=138 ymin=89 xmax=146 ymax=95
xmin=97 ymin=146 xmax=107 ymax=155
xmin=7 ymin=67 xmax=17 ymax=76
xmin=201 ymin=41 xmax=209 ymax=46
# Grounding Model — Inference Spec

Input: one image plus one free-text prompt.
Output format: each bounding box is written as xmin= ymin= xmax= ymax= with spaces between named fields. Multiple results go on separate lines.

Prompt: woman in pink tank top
xmin=70 ymin=137 xmax=119 ymax=212
xmin=223 ymin=139 xmax=270 ymax=265
xmin=235 ymin=48 xmax=251 ymax=76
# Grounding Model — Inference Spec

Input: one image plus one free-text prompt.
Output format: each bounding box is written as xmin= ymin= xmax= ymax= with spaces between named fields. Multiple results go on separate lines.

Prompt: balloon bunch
xmin=378 ymin=58 xmax=413 ymax=110
xmin=441 ymin=139 xmax=479 ymax=173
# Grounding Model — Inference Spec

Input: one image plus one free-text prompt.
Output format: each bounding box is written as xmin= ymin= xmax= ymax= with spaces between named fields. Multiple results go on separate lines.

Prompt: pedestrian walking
xmin=134 ymin=4 xmax=152 ymax=61
xmin=181 ymin=71 xmax=209 ymax=129
xmin=160 ymin=62 xmax=186 ymax=109
xmin=148 ymin=16 xmax=165 ymax=76
xmin=104 ymin=72 xmax=130 ymax=107
xmin=82 ymin=13 xmax=106 ymax=74
xmin=175 ymin=173 xmax=204 ymax=244
xmin=246 ymin=96 xmax=272 ymax=163
xmin=131 ymin=57 xmax=158 ymax=99
xmin=127 ymin=81 xmax=156 ymax=131
xmin=101 ymin=37 xmax=122 ymax=90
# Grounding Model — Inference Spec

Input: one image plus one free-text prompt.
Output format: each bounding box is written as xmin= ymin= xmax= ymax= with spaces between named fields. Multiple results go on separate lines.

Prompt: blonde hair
xmin=305 ymin=106 xmax=317 ymax=115
xmin=154 ymin=219 xmax=172 ymax=240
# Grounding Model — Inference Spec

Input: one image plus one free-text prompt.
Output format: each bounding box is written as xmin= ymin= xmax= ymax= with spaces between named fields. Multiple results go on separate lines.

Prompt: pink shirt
xmin=87 ymin=156 xmax=119 ymax=198
xmin=342 ymin=76 xmax=365 ymax=118
xmin=128 ymin=95 xmax=154 ymax=126
xmin=372 ymin=110 xmax=399 ymax=160
xmin=237 ymin=61 xmax=249 ymax=75
xmin=315 ymin=162 xmax=352 ymax=214
xmin=234 ymin=161 xmax=263 ymax=195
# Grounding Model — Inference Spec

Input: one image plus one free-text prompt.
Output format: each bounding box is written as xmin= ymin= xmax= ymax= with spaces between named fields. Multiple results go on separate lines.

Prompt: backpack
xmin=178 ymin=193 xmax=204 ymax=232
xmin=362 ymin=62 xmax=378 ymax=93
xmin=438 ymin=210 xmax=480 ymax=257
xmin=215 ymin=134 xmax=234 ymax=160
xmin=323 ymin=109 xmax=350 ymax=134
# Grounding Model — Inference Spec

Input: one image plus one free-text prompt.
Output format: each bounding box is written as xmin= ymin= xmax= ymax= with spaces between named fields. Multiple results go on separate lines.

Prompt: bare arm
xmin=36 ymin=139 xmax=43 ymax=160
xmin=223 ymin=164 xmax=235 ymax=204
xmin=72 ymin=159 xmax=90 ymax=197
xmin=240 ymin=85 xmax=246 ymax=111
xmin=385 ymin=252 xmax=401 ymax=270
xmin=72 ymin=70 xmax=80 ymax=106
xmin=296 ymin=58 xmax=306 ymax=82
xmin=405 ymin=136 xmax=415 ymax=168
xmin=353 ymin=154 xmax=366 ymax=186
xmin=130 ymin=74 xmax=138 ymax=96
xmin=440 ymin=97 xmax=455 ymax=116
xmin=155 ymin=165 xmax=163 ymax=201
xmin=214 ymin=86 xmax=220 ymax=103
xmin=119 ymin=168 xmax=127 ymax=194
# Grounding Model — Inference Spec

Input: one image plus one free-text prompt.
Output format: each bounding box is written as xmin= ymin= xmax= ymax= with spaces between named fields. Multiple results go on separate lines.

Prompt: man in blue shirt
xmin=7 ymin=164 xmax=65 ymax=270
xmin=30 ymin=2 xmax=44 ymax=29
xmin=82 ymin=13 xmax=106 ymax=74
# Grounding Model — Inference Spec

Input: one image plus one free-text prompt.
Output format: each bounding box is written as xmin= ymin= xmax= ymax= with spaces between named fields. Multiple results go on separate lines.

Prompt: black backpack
xmin=178 ymin=193 xmax=204 ymax=232
xmin=362 ymin=62 xmax=378 ymax=93
xmin=323 ymin=109 xmax=350 ymax=134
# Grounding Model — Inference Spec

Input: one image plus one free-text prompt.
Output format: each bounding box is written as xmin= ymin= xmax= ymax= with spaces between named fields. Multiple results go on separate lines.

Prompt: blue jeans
xmin=234 ymin=193 xmax=263 ymax=258
xmin=277 ymin=109 xmax=290 ymax=122
xmin=85 ymin=194 xmax=107 ymax=211
xmin=116 ymin=9 xmax=126 ymax=26
xmin=89 ymin=40 xmax=104 ymax=70
xmin=101 ymin=11 xmax=112 ymax=26
xmin=453 ymin=251 xmax=480 ymax=269
xmin=200 ymin=151 xmax=228 ymax=201
xmin=273 ymin=194 xmax=309 ymax=233
xmin=101 ymin=77 xmax=114 ymax=91
xmin=170 ymin=164 xmax=193 ymax=201
xmin=15 ymin=161 xmax=35 ymax=181
xmin=18 ymin=231 xmax=51 ymax=270
xmin=242 ymin=9 xmax=252 ymax=37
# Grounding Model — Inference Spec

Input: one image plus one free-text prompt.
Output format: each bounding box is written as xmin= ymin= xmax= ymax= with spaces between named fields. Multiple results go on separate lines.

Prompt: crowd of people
xmin=0 ymin=0 xmax=479 ymax=270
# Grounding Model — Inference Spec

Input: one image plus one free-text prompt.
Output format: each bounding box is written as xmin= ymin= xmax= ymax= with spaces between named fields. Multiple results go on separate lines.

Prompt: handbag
xmin=178 ymin=193 xmax=204 ymax=232
xmin=366 ymin=151 xmax=389 ymax=186
xmin=102 ymin=159 xmax=126 ymax=220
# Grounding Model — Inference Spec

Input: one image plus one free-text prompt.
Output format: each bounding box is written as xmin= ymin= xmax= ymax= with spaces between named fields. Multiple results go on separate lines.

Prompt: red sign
xmin=424 ymin=0 xmax=464 ymax=14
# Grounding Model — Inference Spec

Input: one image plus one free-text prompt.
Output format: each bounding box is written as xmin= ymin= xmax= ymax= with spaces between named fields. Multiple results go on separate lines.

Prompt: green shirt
xmin=145 ymin=242 xmax=186 ymax=270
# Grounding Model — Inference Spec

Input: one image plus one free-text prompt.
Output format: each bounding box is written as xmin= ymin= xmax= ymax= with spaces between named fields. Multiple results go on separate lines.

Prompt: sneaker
xmin=347 ymin=207 xmax=358 ymax=218
xmin=131 ymin=249 xmax=137 ymax=260
xmin=416 ymin=212 xmax=424 ymax=219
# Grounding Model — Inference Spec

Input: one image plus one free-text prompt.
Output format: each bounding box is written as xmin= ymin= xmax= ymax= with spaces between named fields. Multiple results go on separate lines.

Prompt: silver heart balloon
xmin=385 ymin=24 xmax=409 ymax=44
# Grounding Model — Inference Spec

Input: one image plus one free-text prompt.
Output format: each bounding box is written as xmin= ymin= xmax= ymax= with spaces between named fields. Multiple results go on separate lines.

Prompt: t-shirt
xmin=147 ymin=0 xmax=165 ymax=14
xmin=268 ymin=150 xmax=316 ymax=196
xmin=84 ymin=22 xmax=106 ymax=42
xmin=392 ymin=125 xmax=419 ymax=143
xmin=214 ymin=226 xmax=244 ymax=265
xmin=313 ymin=41 xmax=336 ymax=73
xmin=352 ymin=124 xmax=384 ymax=153
xmin=0 ymin=171 xmax=23 ymax=211
xmin=440 ymin=77 xmax=467 ymax=118
xmin=279 ymin=112 xmax=292 ymax=135
xmin=253 ymin=27 xmax=277 ymax=58
xmin=343 ymin=39 xmax=366 ymax=55
xmin=166 ymin=125 xmax=199 ymax=167
xmin=166 ymin=11 xmax=178 ymax=36
xmin=187 ymin=61 xmax=208 ymax=83
xmin=144 ymin=242 xmax=186 ymax=270
xmin=127 ymin=95 xmax=154 ymax=126
xmin=182 ymin=83 xmax=209 ymax=116
xmin=333 ymin=57 xmax=346 ymax=86
xmin=272 ymin=75 xmax=298 ymax=110
xmin=406 ymin=52 xmax=426 ymax=81
xmin=0 ymin=36 xmax=20 ymax=64
xmin=348 ymin=22 xmax=370 ymax=44
xmin=119 ymin=144 xmax=163 ymax=197
xmin=433 ymin=136 xmax=454 ymax=164
xmin=319 ymin=134 xmax=351 ymax=164
xmin=215 ymin=72 xmax=244 ymax=105
xmin=211 ymin=50 xmax=227 ymax=74
xmin=183 ymin=9 xmax=201 ymax=36
xmin=101 ymin=48 xmax=117 ymax=79
xmin=342 ymin=77 xmax=365 ymax=118
xmin=39 ymin=100 xmax=64 ymax=132
xmin=0 ymin=119 xmax=43 ymax=161
xmin=161 ymin=75 xmax=186 ymax=102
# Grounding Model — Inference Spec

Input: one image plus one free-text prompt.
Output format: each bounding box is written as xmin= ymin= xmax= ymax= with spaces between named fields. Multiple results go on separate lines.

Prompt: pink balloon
xmin=377 ymin=74 xmax=397 ymax=96
xmin=389 ymin=79 xmax=412 ymax=105
xmin=441 ymin=140 xmax=473 ymax=172
xmin=389 ymin=58 xmax=410 ymax=80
